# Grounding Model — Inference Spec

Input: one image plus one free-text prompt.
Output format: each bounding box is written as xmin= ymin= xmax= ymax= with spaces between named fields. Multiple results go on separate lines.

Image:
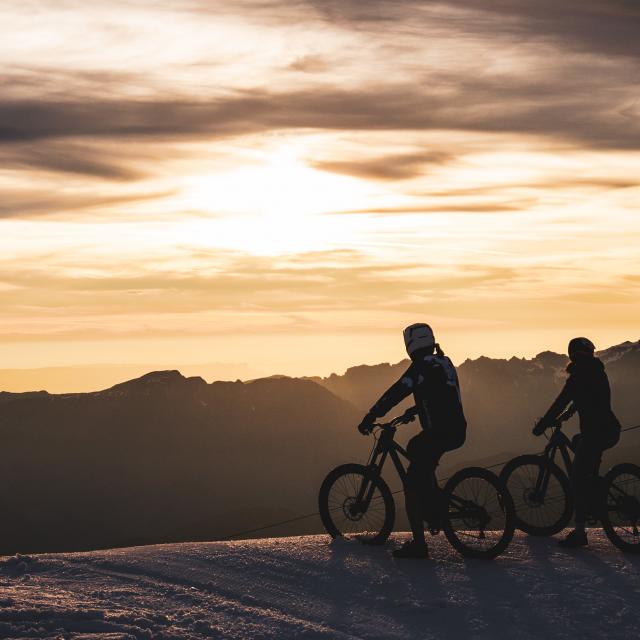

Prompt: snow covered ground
xmin=1 ymin=531 xmax=639 ymax=639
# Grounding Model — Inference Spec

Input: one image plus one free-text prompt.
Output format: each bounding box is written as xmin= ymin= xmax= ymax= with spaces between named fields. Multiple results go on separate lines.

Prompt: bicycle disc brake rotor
xmin=342 ymin=496 xmax=364 ymax=521
xmin=523 ymin=487 xmax=544 ymax=507
xmin=460 ymin=503 xmax=490 ymax=530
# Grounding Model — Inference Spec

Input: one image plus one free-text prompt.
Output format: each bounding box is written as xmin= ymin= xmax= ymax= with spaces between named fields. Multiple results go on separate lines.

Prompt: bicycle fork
xmin=532 ymin=455 xmax=554 ymax=504
xmin=350 ymin=448 xmax=388 ymax=516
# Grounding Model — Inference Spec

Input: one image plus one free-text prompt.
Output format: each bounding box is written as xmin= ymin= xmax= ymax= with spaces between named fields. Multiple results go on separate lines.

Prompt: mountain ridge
xmin=0 ymin=339 xmax=638 ymax=554
xmin=2 ymin=339 xmax=637 ymax=402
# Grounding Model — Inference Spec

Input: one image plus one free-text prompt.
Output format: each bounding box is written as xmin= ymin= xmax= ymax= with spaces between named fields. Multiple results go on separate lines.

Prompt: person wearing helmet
xmin=357 ymin=324 xmax=467 ymax=559
xmin=533 ymin=337 xmax=621 ymax=548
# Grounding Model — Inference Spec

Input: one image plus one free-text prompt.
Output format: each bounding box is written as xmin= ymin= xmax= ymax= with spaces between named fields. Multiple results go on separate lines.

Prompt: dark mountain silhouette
xmin=0 ymin=362 xmax=262 ymax=394
xmin=0 ymin=372 xmax=362 ymax=553
xmin=1 ymin=341 xmax=639 ymax=554
xmin=313 ymin=339 xmax=640 ymax=473
xmin=313 ymin=341 xmax=639 ymax=419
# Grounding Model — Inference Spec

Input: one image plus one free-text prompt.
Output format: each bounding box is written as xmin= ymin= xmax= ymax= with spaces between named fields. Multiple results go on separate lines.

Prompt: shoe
xmin=558 ymin=529 xmax=588 ymax=548
xmin=392 ymin=540 xmax=429 ymax=559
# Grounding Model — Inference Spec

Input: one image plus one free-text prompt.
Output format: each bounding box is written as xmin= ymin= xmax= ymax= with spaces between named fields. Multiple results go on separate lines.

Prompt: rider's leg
xmin=561 ymin=438 xmax=604 ymax=546
xmin=395 ymin=463 xmax=431 ymax=557
xmin=404 ymin=479 xmax=426 ymax=547
xmin=571 ymin=439 xmax=604 ymax=527
xmin=404 ymin=432 xmax=431 ymax=547
xmin=405 ymin=433 xmax=445 ymax=543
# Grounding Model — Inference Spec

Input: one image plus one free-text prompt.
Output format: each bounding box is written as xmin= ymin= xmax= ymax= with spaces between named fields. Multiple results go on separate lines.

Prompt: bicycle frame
xmin=524 ymin=421 xmax=640 ymax=537
xmin=367 ymin=425 xmax=410 ymax=484
xmin=348 ymin=424 xmax=407 ymax=514
xmin=353 ymin=420 xmax=488 ymax=529
xmin=539 ymin=403 xmax=579 ymax=476
xmin=534 ymin=421 xmax=623 ymax=522
xmin=543 ymin=427 xmax=576 ymax=474
xmin=531 ymin=426 xmax=576 ymax=501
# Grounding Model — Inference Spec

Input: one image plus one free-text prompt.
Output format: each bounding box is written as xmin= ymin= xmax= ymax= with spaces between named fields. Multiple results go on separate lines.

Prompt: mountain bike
xmin=500 ymin=409 xmax=640 ymax=553
xmin=318 ymin=414 xmax=515 ymax=559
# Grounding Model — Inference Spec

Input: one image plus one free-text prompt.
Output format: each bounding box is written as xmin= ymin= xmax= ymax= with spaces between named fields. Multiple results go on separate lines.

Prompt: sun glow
xmin=185 ymin=146 xmax=373 ymax=218
xmin=179 ymin=146 xmax=377 ymax=254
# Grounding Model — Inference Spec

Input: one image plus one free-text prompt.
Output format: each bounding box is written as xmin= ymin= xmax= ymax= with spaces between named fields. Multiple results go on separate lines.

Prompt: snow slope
xmin=1 ymin=532 xmax=639 ymax=639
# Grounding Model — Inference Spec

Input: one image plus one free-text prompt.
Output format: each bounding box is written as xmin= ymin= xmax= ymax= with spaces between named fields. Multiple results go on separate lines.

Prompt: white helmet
xmin=403 ymin=323 xmax=436 ymax=356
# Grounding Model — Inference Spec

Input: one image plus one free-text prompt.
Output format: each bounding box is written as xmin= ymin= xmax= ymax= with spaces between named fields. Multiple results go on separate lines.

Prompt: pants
xmin=404 ymin=431 xmax=449 ymax=541
xmin=571 ymin=430 xmax=618 ymax=524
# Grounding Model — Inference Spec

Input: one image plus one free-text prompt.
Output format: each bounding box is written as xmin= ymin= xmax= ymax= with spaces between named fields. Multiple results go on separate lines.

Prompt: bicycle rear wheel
xmin=500 ymin=455 xmax=572 ymax=536
xmin=601 ymin=463 xmax=640 ymax=554
xmin=443 ymin=467 xmax=515 ymax=559
xmin=318 ymin=463 xmax=395 ymax=544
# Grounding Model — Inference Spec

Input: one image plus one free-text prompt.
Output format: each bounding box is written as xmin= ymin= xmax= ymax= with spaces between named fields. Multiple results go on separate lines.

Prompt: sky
xmin=1 ymin=0 xmax=639 ymax=387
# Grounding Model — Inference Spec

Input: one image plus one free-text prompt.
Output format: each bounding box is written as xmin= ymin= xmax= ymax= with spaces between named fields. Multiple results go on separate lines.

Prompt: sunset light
xmin=3 ymin=3 xmax=640 ymax=632
xmin=1 ymin=0 xmax=639 ymax=386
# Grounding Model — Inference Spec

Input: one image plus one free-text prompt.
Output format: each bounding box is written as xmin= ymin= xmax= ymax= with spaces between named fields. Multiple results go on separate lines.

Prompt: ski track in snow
xmin=0 ymin=531 xmax=639 ymax=639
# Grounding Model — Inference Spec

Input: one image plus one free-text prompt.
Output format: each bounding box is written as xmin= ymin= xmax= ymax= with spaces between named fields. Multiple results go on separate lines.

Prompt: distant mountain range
xmin=313 ymin=340 xmax=640 ymax=465
xmin=1 ymin=340 xmax=639 ymax=553
xmin=0 ymin=362 xmax=263 ymax=394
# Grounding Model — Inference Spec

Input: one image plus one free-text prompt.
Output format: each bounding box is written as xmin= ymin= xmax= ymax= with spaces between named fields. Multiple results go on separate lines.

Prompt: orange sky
xmin=1 ymin=1 xmax=639 ymax=389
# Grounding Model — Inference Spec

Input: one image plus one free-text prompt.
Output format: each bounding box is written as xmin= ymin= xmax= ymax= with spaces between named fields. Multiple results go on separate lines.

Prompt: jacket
xmin=368 ymin=352 xmax=467 ymax=449
xmin=540 ymin=356 xmax=621 ymax=444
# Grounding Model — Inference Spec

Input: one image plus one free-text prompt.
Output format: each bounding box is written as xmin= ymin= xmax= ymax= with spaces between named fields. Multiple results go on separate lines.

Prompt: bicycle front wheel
xmin=318 ymin=463 xmax=395 ymax=544
xmin=601 ymin=463 xmax=640 ymax=554
xmin=443 ymin=467 xmax=515 ymax=559
xmin=500 ymin=455 xmax=572 ymax=536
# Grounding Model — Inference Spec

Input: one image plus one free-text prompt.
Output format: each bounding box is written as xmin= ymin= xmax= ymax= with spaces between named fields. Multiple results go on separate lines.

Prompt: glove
xmin=399 ymin=407 xmax=418 ymax=424
xmin=357 ymin=413 xmax=376 ymax=435
xmin=532 ymin=419 xmax=548 ymax=436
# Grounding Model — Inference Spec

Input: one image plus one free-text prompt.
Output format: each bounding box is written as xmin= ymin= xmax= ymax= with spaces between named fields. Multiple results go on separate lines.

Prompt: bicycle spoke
xmin=446 ymin=474 xmax=509 ymax=553
xmin=506 ymin=462 xmax=568 ymax=531
xmin=605 ymin=472 xmax=640 ymax=547
xmin=324 ymin=470 xmax=389 ymax=540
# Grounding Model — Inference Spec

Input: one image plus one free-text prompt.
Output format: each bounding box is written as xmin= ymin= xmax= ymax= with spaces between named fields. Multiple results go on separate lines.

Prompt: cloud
xmin=310 ymin=151 xmax=454 ymax=180
xmin=0 ymin=188 xmax=175 ymax=219
xmin=2 ymin=0 xmax=639 ymax=192
xmin=287 ymin=55 xmax=330 ymax=73
xmin=461 ymin=0 xmax=640 ymax=59
xmin=331 ymin=201 xmax=536 ymax=215
xmin=0 ymin=98 xmax=260 ymax=142
xmin=2 ymin=1 xmax=638 ymax=161
xmin=438 ymin=179 xmax=637 ymax=195
xmin=0 ymin=248 xmax=520 ymax=320
xmin=1 ymin=238 xmax=638 ymax=349
xmin=307 ymin=0 xmax=640 ymax=59
xmin=0 ymin=141 xmax=145 ymax=180
xmin=0 ymin=79 xmax=636 ymax=152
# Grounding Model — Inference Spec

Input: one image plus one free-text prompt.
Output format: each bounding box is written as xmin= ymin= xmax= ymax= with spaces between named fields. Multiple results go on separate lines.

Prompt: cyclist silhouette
xmin=533 ymin=337 xmax=621 ymax=548
xmin=358 ymin=324 xmax=467 ymax=558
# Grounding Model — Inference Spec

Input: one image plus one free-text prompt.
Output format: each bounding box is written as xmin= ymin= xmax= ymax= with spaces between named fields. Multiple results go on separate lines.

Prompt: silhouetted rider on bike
xmin=357 ymin=324 xmax=467 ymax=558
xmin=533 ymin=337 xmax=621 ymax=548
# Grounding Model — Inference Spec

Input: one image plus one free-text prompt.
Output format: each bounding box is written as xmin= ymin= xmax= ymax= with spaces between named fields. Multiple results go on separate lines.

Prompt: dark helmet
xmin=568 ymin=337 xmax=595 ymax=360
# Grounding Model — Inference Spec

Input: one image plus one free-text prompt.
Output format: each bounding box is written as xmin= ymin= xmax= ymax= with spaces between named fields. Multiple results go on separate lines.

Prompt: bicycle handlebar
xmin=555 ymin=412 xmax=573 ymax=428
xmin=538 ymin=407 xmax=575 ymax=436
xmin=533 ymin=403 xmax=576 ymax=437
xmin=372 ymin=413 xmax=416 ymax=431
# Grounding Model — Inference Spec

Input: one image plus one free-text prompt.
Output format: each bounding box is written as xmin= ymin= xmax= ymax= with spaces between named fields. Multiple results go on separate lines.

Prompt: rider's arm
xmin=536 ymin=380 xmax=574 ymax=431
xmin=401 ymin=405 xmax=418 ymax=421
xmin=366 ymin=367 xmax=415 ymax=421
xmin=558 ymin=403 xmax=577 ymax=422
